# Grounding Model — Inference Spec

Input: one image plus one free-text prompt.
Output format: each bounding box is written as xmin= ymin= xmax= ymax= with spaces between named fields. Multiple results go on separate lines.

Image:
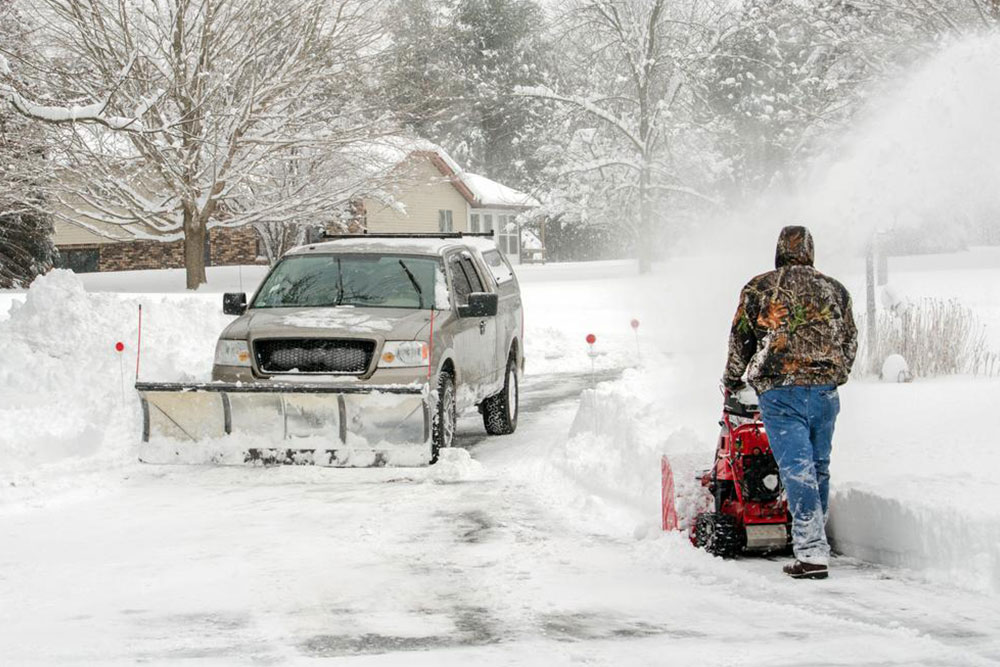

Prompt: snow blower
xmin=690 ymin=388 xmax=791 ymax=558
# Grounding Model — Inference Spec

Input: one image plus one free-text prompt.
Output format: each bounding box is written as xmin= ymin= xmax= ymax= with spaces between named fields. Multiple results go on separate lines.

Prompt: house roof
xmin=361 ymin=136 xmax=539 ymax=210
xmin=359 ymin=136 xmax=465 ymax=177
xmin=462 ymin=172 xmax=540 ymax=209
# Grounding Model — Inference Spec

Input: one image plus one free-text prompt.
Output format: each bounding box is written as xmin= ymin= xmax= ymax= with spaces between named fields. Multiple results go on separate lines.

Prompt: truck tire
xmin=482 ymin=354 xmax=518 ymax=435
xmin=431 ymin=371 xmax=456 ymax=463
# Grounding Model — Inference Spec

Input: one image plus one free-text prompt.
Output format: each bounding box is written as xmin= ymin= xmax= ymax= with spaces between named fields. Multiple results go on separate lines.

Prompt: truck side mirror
xmin=223 ymin=292 xmax=247 ymax=315
xmin=458 ymin=292 xmax=498 ymax=318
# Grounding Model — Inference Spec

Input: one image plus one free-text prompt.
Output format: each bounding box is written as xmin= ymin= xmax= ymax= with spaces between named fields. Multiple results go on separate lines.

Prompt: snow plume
xmin=0 ymin=271 xmax=230 ymax=497
xmin=683 ymin=34 xmax=1000 ymax=264
xmin=791 ymin=34 xmax=1000 ymax=251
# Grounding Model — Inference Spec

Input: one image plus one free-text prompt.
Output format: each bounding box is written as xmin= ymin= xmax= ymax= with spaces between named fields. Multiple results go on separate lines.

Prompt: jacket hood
xmin=775 ymin=226 xmax=814 ymax=268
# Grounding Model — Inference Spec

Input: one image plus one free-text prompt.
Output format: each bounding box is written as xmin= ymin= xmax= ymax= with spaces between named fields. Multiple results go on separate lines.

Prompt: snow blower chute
xmin=136 ymin=382 xmax=432 ymax=467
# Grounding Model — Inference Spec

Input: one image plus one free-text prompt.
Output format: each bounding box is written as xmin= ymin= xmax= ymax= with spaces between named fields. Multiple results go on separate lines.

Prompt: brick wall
xmin=97 ymin=238 xmax=186 ymax=272
xmin=210 ymin=226 xmax=260 ymax=266
xmin=56 ymin=225 xmax=263 ymax=272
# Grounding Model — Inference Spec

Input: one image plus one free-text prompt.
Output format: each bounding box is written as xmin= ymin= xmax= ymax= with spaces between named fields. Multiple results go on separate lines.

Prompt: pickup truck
xmin=211 ymin=233 xmax=524 ymax=460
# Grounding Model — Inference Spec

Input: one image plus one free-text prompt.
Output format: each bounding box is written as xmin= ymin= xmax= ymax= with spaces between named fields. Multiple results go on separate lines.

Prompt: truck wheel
xmin=482 ymin=355 xmax=518 ymax=435
xmin=431 ymin=372 xmax=456 ymax=463
xmin=693 ymin=513 xmax=742 ymax=559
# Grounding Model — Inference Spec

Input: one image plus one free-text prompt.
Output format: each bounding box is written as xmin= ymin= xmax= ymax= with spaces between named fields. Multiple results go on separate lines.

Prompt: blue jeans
xmin=758 ymin=385 xmax=840 ymax=565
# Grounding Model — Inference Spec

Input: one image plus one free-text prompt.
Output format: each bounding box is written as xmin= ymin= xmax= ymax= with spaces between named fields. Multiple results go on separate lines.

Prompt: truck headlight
xmin=215 ymin=339 xmax=252 ymax=367
xmin=379 ymin=341 xmax=429 ymax=368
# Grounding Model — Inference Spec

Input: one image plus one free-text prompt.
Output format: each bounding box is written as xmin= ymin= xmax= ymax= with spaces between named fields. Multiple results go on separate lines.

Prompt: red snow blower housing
xmin=691 ymin=389 xmax=791 ymax=558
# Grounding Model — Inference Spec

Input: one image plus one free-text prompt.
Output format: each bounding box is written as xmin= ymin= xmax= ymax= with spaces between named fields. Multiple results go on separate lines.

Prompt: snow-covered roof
xmin=352 ymin=136 xmax=465 ymax=178
xmin=462 ymin=172 xmax=540 ymax=209
xmin=354 ymin=136 xmax=538 ymax=210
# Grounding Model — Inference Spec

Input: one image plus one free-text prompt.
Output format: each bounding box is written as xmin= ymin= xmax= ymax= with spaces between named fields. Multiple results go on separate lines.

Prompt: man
xmin=724 ymin=226 xmax=857 ymax=580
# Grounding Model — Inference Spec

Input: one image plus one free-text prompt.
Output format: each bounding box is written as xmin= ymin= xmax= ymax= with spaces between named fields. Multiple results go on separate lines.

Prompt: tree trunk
xmin=183 ymin=209 xmax=207 ymax=290
xmin=637 ymin=163 xmax=653 ymax=274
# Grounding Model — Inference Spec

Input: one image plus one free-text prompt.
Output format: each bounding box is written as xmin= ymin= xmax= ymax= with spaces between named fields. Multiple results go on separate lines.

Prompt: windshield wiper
xmin=335 ymin=257 xmax=344 ymax=306
xmin=397 ymin=260 xmax=425 ymax=309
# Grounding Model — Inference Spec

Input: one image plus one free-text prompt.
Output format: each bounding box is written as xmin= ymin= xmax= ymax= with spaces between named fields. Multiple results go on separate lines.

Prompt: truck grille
xmin=254 ymin=339 xmax=375 ymax=375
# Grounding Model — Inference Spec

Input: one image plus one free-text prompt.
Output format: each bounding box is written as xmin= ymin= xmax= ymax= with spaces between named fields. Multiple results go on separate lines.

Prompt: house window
xmin=55 ymin=248 xmax=100 ymax=273
xmin=498 ymin=215 xmax=519 ymax=257
xmin=482 ymin=214 xmax=493 ymax=233
xmin=470 ymin=213 xmax=480 ymax=233
xmin=438 ymin=209 xmax=454 ymax=232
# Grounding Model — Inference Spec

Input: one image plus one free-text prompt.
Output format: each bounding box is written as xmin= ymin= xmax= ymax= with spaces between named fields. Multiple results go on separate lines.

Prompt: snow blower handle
xmin=720 ymin=380 xmax=746 ymax=400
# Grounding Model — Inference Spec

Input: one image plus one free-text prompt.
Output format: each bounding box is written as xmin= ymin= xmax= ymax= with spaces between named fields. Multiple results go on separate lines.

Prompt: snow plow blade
xmin=136 ymin=382 xmax=431 ymax=467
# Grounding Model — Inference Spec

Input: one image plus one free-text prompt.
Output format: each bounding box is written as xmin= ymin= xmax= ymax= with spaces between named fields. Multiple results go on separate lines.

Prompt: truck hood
xmin=221 ymin=306 xmax=433 ymax=341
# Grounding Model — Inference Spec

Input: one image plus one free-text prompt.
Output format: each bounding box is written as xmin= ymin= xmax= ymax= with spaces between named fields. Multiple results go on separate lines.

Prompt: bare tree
xmin=0 ymin=0 xmax=56 ymax=287
xmin=518 ymin=0 xmax=730 ymax=272
xmin=4 ymin=0 xmax=390 ymax=288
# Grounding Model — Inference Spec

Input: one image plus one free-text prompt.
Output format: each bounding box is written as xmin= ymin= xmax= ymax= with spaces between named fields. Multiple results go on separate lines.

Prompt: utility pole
xmin=865 ymin=241 xmax=877 ymax=373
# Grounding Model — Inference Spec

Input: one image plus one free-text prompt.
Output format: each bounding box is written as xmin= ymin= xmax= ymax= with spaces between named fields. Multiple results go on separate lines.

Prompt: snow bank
xmin=534 ymin=369 xmax=713 ymax=536
xmin=0 ymin=271 xmax=232 ymax=500
xmin=828 ymin=378 xmax=1000 ymax=593
xmin=829 ymin=485 xmax=1000 ymax=594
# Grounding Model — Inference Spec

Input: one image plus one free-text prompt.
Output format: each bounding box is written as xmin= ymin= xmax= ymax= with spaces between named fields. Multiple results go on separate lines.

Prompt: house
xmin=347 ymin=138 xmax=541 ymax=262
xmin=51 ymin=138 xmax=541 ymax=272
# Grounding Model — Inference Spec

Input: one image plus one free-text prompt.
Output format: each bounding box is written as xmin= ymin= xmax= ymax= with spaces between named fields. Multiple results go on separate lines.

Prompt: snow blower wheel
xmin=694 ymin=513 xmax=742 ymax=559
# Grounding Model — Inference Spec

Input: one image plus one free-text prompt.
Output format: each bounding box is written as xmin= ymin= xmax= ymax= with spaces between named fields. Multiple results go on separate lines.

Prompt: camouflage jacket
xmin=724 ymin=226 xmax=858 ymax=394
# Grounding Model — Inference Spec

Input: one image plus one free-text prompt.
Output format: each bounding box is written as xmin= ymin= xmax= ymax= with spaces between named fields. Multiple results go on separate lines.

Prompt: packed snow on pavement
xmin=1 ymin=249 xmax=999 ymax=665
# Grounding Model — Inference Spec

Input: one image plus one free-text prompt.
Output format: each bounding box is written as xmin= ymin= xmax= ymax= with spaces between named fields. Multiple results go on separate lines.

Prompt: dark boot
xmin=782 ymin=560 xmax=828 ymax=579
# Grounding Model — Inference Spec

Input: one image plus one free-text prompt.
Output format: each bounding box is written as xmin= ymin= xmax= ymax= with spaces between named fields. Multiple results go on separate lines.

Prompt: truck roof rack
xmin=321 ymin=232 xmax=496 ymax=240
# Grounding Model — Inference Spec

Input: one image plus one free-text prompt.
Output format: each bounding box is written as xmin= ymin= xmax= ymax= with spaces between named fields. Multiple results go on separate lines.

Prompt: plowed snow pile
xmin=0 ymin=271 xmax=231 ymax=500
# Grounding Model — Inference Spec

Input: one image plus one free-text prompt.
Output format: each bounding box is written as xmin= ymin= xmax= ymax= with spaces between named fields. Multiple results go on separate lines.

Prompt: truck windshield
xmin=252 ymin=254 xmax=441 ymax=310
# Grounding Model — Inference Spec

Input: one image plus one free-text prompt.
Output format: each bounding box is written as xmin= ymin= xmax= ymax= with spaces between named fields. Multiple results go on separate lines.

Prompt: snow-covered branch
xmin=0 ymin=52 xmax=158 ymax=131
xmin=514 ymin=85 xmax=644 ymax=153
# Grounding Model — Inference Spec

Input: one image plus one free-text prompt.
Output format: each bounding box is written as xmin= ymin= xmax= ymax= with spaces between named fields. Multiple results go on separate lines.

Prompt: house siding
xmin=56 ymin=226 xmax=260 ymax=272
xmin=363 ymin=159 xmax=470 ymax=233
xmin=52 ymin=219 xmax=119 ymax=246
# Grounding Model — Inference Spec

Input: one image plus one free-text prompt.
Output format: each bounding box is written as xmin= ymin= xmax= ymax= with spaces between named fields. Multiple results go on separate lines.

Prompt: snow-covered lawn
xmin=2 ymin=249 xmax=999 ymax=664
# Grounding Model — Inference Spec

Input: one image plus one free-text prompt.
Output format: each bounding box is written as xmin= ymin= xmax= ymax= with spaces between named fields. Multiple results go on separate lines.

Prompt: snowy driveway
xmin=2 ymin=370 xmax=999 ymax=666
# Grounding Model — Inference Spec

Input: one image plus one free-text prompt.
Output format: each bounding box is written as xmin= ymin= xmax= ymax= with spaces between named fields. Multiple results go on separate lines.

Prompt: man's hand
xmin=723 ymin=379 xmax=747 ymax=396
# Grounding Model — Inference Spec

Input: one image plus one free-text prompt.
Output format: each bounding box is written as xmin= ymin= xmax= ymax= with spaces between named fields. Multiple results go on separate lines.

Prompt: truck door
xmin=460 ymin=253 xmax=500 ymax=393
xmin=446 ymin=252 xmax=498 ymax=401
xmin=444 ymin=253 xmax=488 ymax=402
xmin=480 ymin=249 xmax=519 ymax=382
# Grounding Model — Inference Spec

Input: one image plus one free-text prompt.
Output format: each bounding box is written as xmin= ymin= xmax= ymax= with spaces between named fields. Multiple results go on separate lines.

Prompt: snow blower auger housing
xmin=136 ymin=234 xmax=524 ymax=467
xmin=692 ymin=388 xmax=791 ymax=558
